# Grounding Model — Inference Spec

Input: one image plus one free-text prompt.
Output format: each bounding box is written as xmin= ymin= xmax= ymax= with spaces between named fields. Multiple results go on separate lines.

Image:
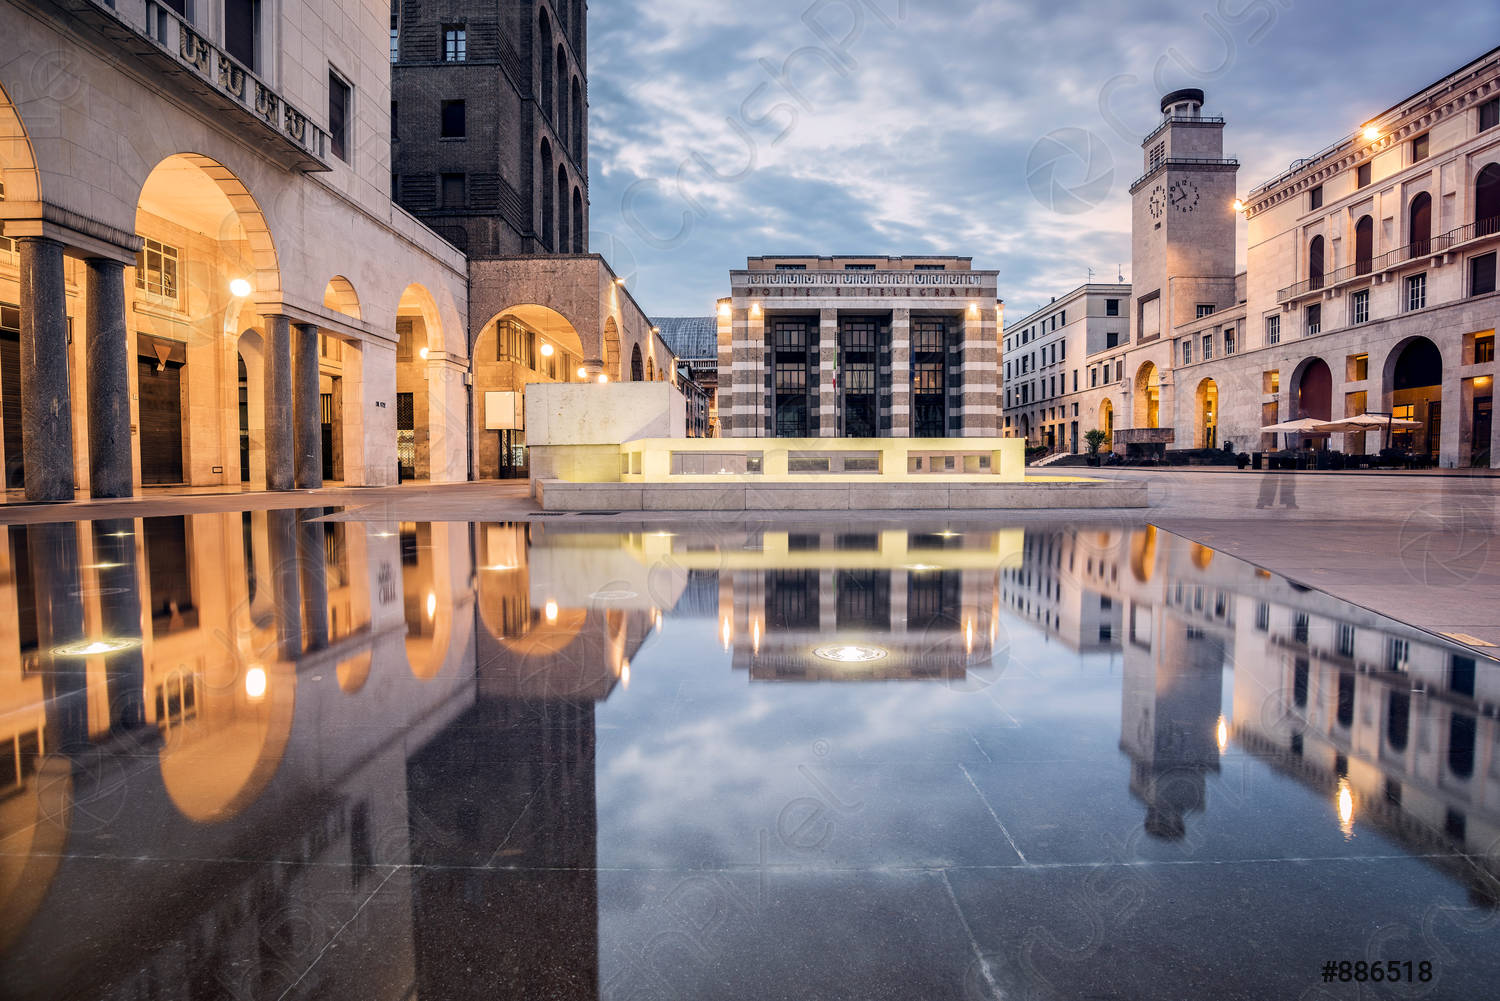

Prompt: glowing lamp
xmin=577 ymin=366 xmax=587 ymax=379
xmin=717 ymin=303 xmax=731 ymax=319
xmin=1362 ymin=125 xmax=1379 ymax=141
xmin=1232 ymin=198 xmax=1245 ymax=213
xmin=425 ymin=591 xmax=437 ymax=619
xmin=544 ymin=600 xmax=559 ymax=623
xmin=229 ymin=278 xmax=253 ymax=297
xmin=245 ymin=665 xmax=267 ymax=700
xmin=418 ymin=346 xmax=429 ymax=360
xmin=597 ymin=373 xmax=609 ymax=383
xmin=540 ymin=342 xmax=555 ymax=357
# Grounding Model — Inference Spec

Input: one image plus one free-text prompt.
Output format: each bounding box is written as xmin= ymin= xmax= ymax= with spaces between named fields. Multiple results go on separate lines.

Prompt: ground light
xmin=813 ymin=644 xmax=888 ymax=664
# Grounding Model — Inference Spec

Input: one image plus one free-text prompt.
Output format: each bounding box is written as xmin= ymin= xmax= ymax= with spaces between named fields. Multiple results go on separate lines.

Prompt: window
xmin=1411 ymin=133 xmax=1429 ymax=162
xmin=1477 ymin=333 xmax=1494 ymax=364
xmin=913 ymin=264 xmax=946 ymax=271
xmin=1337 ymin=623 xmax=1356 ymax=658
xmin=1309 ymin=185 xmax=1323 ymax=210
xmin=844 ymin=263 xmax=875 ymax=271
xmin=1202 ymin=333 xmax=1213 ymax=360
xmin=390 ymin=100 xmax=398 ymax=141
xmin=1105 ymin=330 xmax=1120 ymax=349
xmin=1196 ymin=303 xmax=1215 ymax=318
xmin=328 ymin=69 xmax=351 ymax=162
xmin=440 ymin=100 xmax=466 ymax=138
xmin=390 ymin=8 xmax=399 ymax=63
xmin=443 ymin=26 xmax=467 ymax=61
xmin=1059 ymin=340 xmax=1066 ymax=360
xmin=1305 ymin=303 xmax=1320 ymax=336
xmin=1267 ymin=370 xmax=1280 ymax=393
xmin=1105 ymin=298 xmax=1119 ymax=317
xmin=775 ymin=263 xmax=806 ymax=270
xmin=1060 ymin=310 xmax=1066 ymax=324
xmin=440 ymin=172 xmax=465 ymax=208
xmin=1351 ymin=289 xmax=1369 ymax=324
xmin=1224 ymin=327 xmax=1236 ymax=355
xmin=1471 ymin=252 xmax=1497 ymax=297
xmin=1181 ymin=339 xmax=1192 ymax=365
xmin=1349 ymin=353 xmax=1368 ymax=381
xmin=135 ymin=237 xmax=180 ymax=299
xmin=1265 ymin=314 xmax=1280 ymax=345
xmin=1406 ymin=273 xmax=1426 ymax=311
xmin=390 ymin=172 xmax=399 ymax=200
xmin=1480 ymin=96 xmax=1499 ymax=132
xmin=1356 ymin=162 xmax=1371 ymax=188
xmin=1115 ymin=359 xmax=1123 ymax=382
xmin=1148 ymin=142 xmax=1164 ymax=170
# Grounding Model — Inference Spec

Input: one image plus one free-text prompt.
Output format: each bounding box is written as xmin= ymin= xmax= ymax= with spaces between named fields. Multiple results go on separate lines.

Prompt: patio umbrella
xmin=1259 ymin=417 xmax=1331 ymax=451
xmin=1313 ymin=413 xmax=1422 ymax=450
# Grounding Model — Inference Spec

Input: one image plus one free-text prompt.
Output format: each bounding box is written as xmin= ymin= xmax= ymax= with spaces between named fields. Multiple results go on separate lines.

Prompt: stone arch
xmin=1308 ymin=235 xmax=1325 ymax=290
xmin=557 ymin=165 xmax=570 ymax=256
xmin=540 ymin=139 xmax=554 ymax=250
xmin=1291 ymin=356 xmax=1332 ymax=421
xmin=472 ymin=305 xmax=589 ymax=477
xmin=572 ymin=185 xmax=584 ymax=253
xmin=571 ymin=76 xmax=583 ymax=161
xmin=556 ymin=45 xmax=569 ymax=151
xmin=538 ymin=9 xmax=554 ymax=121
xmin=137 ymin=153 xmax=280 ymax=296
xmin=395 ymin=284 xmax=445 ymax=480
xmin=1354 ymin=214 xmax=1373 ymax=275
xmin=1383 ymin=335 xmax=1444 ymax=459
xmin=1133 ymin=361 xmax=1161 ymax=429
xmin=631 ymin=343 xmax=644 ymax=381
xmin=1130 ymin=525 xmax=1158 ymax=583
xmin=1098 ymin=398 xmax=1114 ymax=449
xmin=1194 ymin=377 xmax=1218 ymax=449
xmin=1477 ymin=162 xmax=1500 ymax=236
xmin=323 ymin=276 xmax=361 ymax=319
xmin=647 ymin=354 xmax=655 ymax=381
xmin=1409 ymin=191 xmax=1432 ymax=256
xmin=0 ymin=78 xmax=42 ymax=208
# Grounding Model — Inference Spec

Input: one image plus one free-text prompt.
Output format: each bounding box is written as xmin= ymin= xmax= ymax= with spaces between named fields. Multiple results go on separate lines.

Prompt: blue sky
xmin=585 ymin=0 xmax=1500 ymax=318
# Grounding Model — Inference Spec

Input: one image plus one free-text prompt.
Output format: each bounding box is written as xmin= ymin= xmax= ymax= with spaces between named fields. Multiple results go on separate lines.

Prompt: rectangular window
xmin=1148 ymin=142 xmax=1164 ymax=170
xmin=1181 ymin=339 xmax=1192 ymax=365
xmin=1059 ymin=340 xmax=1066 ymax=360
xmin=1105 ymin=298 xmax=1119 ymax=316
xmin=443 ymin=26 xmax=467 ymax=61
xmin=1196 ymin=303 xmax=1215 ymax=318
xmin=1265 ymin=314 xmax=1280 ymax=345
xmin=1105 ymin=330 xmax=1119 ymax=349
xmin=913 ymin=264 xmax=946 ymax=271
xmin=1115 ymin=359 xmax=1123 ymax=382
xmin=1356 ymin=162 xmax=1371 ymax=188
xmin=1309 ymin=185 xmax=1323 ymax=210
xmin=1480 ymin=97 xmax=1499 ymax=132
xmin=1477 ymin=333 xmax=1494 ymax=364
xmin=390 ymin=11 xmax=399 ymax=63
xmin=1349 ymin=353 xmax=1369 ymax=381
xmin=390 ymin=100 xmax=398 ymax=141
xmin=1224 ymin=327 xmax=1236 ymax=355
xmin=843 ymin=263 xmax=875 ymax=271
xmin=328 ymin=69 xmax=351 ymax=162
xmin=1202 ymin=333 xmax=1213 ymax=360
xmin=1337 ymin=623 xmax=1356 ymax=659
xmin=1406 ymin=273 xmax=1427 ymax=311
xmin=440 ymin=99 xmax=466 ymax=138
xmin=1305 ymin=303 xmax=1321 ymax=336
xmin=1411 ymin=133 xmax=1429 ymax=162
xmin=774 ymin=263 xmax=806 ymax=270
xmin=134 ymin=237 xmax=180 ymax=299
xmin=440 ymin=172 xmax=465 ymax=208
xmin=1351 ymin=289 xmax=1369 ymax=324
xmin=1471 ymin=252 xmax=1497 ymax=297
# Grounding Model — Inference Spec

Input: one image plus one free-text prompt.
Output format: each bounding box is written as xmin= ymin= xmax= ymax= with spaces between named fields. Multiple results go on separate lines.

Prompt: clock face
xmin=1170 ymin=179 xmax=1201 ymax=213
xmin=1148 ymin=185 xmax=1166 ymax=220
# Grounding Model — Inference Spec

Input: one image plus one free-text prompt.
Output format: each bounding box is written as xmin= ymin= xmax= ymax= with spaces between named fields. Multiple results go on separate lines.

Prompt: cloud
xmin=587 ymin=0 xmax=1500 ymax=316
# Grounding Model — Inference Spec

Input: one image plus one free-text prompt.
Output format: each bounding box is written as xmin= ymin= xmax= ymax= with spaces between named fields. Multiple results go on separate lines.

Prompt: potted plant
xmin=1084 ymin=428 xmax=1108 ymax=466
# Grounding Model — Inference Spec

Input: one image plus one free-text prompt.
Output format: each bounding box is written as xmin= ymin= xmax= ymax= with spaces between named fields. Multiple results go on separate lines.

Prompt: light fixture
xmin=419 ymin=346 xmax=429 ymax=360
xmin=481 ymin=564 xmax=517 ymax=572
xmin=651 ymin=326 xmax=660 ymax=334
xmin=1232 ymin=198 xmax=1245 ymax=213
xmin=903 ymin=562 xmax=940 ymax=572
xmin=245 ymin=665 xmax=268 ymax=700
xmin=1216 ymin=715 xmax=1228 ymax=754
xmin=597 ymin=373 xmax=609 ymax=383
xmin=620 ymin=659 xmax=631 ymax=688
xmin=936 ymin=530 xmax=960 ymax=538
xmin=720 ymin=615 xmax=732 ymax=650
xmin=545 ymin=600 xmax=558 ymax=623
xmin=1336 ymin=778 xmax=1355 ymax=836
xmin=813 ymin=644 xmax=888 ymax=664
xmin=717 ymin=303 xmax=731 ymax=319
xmin=614 ymin=276 xmax=627 ymax=285
xmin=577 ymin=366 xmax=587 ymax=379
xmin=540 ymin=342 xmax=555 ymax=357
xmin=752 ymin=617 xmax=761 ymax=655
xmin=1362 ymin=125 xmax=1379 ymax=142
xmin=82 ymin=561 xmax=124 ymax=570
xmin=52 ymin=637 xmax=139 ymax=657
xmin=425 ymin=591 xmax=437 ymax=619
xmin=229 ymin=277 xmax=253 ymax=297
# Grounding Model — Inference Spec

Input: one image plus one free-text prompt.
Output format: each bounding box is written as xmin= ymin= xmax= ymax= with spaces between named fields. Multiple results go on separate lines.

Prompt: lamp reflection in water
xmin=1216 ymin=715 xmax=1229 ymax=754
xmin=1337 ymin=778 xmax=1355 ymax=838
xmin=244 ymin=665 xmax=268 ymax=700
xmin=813 ymin=644 xmax=889 ymax=664
xmin=545 ymin=600 xmax=559 ymax=624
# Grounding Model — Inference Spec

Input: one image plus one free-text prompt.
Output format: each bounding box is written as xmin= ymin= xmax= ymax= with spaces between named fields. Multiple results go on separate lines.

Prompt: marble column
xmin=18 ymin=237 xmax=74 ymax=501
xmin=91 ymin=518 xmax=146 ymax=732
xmin=263 ymin=314 xmax=294 ymax=490
xmin=85 ymin=258 xmax=134 ymax=498
xmin=298 ymin=511 xmax=330 ymax=651
xmin=28 ymin=522 xmax=88 ymax=750
xmin=266 ymin=507 xmax=303 ymax=659
xmin=293 ymin=322 xmax=322 ymax=488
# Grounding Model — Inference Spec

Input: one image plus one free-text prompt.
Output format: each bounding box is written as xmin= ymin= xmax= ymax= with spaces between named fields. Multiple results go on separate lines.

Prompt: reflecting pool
xmin=1 ymin=512 xmax=1498 ymax=999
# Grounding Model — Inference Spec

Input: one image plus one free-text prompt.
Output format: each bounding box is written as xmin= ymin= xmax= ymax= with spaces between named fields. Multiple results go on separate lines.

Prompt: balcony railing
xmin=1128 ymin=156 xmax=1239 ymax=193
xmin=69 ymin=0 xmax=331 ymax=171
xmin=1276 ymin=216 xmax=1500 ymax=303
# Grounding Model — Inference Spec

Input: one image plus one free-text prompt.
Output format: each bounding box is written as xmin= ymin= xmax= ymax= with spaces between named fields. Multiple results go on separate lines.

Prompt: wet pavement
xmin=1 ymin=511 xmax=1498 ymax=999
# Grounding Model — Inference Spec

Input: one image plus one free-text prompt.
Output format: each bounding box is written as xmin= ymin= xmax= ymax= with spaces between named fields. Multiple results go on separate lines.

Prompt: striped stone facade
xmin=719 ymin=257 xmax=1001 ymax=438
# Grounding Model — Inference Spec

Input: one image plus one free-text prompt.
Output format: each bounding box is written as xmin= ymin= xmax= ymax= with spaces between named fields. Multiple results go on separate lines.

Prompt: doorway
xmin=137 ymin=333 xmax=186 ymax=485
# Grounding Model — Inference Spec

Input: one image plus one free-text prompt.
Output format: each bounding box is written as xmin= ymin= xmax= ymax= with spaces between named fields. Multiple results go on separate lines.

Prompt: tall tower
xmin=1128 ymin=89 xmax=1239 ymax=345
xmin=391 ymin=1 xmax=588 ymax=256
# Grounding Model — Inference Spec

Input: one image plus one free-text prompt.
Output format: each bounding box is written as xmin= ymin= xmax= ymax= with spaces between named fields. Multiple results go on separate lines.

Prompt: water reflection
xmin=0 ymin=515 xmax=1497 ymax=998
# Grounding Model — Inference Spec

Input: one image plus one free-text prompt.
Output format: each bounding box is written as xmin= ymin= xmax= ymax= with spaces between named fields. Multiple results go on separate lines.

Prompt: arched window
xmin=1409 ymin=192 xmax=1431 ymax=257
xmin=1308 ymin=235 xmax=1324 ymax=290
xmin=571 ymin=76 xmax=583 ymax=162
xmin=1354 ymin=215 xmax=1373 ymax=275
xmin=556 ymin=46 xmax=568 ymax=150
xmin=647 ymin=356 xmax=655 ymax=381
xmin=540 ymin=140 xmax=554 ymax=250
xmin=557 ymin=166 xmax=569 ymax=255
xmin=571 ymin=186 xmax=583 ymax=253
xmin=538 ymin=11 xmax=553 ymax=122
xmin=1477 ymin=163 xmax=1500 ymax=237
xmin=630 ymin=344 xmax=643 ymax=381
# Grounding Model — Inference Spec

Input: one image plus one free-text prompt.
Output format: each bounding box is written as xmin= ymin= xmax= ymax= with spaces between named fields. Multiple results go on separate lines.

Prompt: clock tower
xmin=1128 ymin=89 xmax=1239 ymax=347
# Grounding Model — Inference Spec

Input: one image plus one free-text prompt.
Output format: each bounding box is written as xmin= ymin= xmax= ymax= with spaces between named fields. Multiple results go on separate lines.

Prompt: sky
xmin=584 ymin=0 xmax=1500 ymax=319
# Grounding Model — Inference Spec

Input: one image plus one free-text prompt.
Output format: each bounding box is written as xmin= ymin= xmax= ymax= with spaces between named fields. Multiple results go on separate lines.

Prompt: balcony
xmin=51 ymin=0 xmax=331 ymax=172
xmin=1127 ymin=156 xmax=1240 ymax=194
xmin=1276 ymin=217 xmax=1500 ymax=303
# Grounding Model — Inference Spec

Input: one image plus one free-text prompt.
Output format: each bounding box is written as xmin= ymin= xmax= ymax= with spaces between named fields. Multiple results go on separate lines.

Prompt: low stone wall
xmin=533 ymin=478 xmax=1149 ymax=511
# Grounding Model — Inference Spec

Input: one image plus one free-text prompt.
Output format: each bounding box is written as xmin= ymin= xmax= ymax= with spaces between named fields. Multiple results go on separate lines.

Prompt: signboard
xmin=484 ymin=391 xmax=523 ymax=431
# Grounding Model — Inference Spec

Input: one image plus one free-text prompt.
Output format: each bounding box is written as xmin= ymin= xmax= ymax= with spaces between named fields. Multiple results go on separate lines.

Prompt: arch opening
xmin=1386 ymin=336 xmax=1443 ymax=460
xmin=471 ymin=304 xmax=587 ymax=479
xmin=1133 ymin=362 xmax=1161 ymax=429
xmin=1195 ymin=378 xmax=1219 ymax=449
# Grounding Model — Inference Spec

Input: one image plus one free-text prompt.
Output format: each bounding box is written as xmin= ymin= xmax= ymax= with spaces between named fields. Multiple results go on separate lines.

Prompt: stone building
xmin=1001 ymin=282 xmax=1131 ymax=452
xmin=1046 ymin=56 xmax=1500 ymax=467
xmin=391 ymin=0 xmax=587 ymax=256
xmin=717 ymin=256 xmax=1001 ymax=438
xmin=0 ymin=0 xmax=471 ymax=500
